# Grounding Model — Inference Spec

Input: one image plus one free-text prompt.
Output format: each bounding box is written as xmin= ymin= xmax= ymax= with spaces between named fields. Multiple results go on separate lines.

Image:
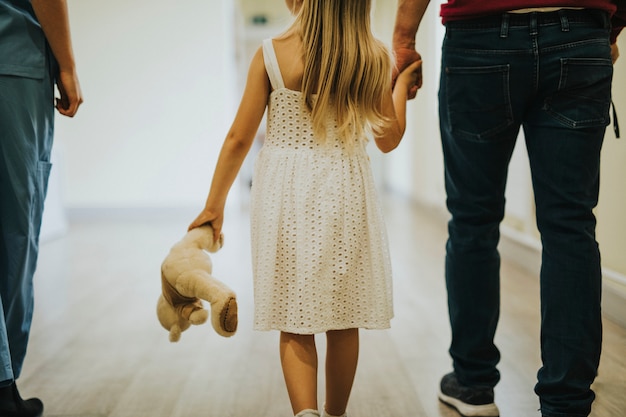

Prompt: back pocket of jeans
xmin=545 ymin=58 xmax=612 ymax=128
xmin=444 ymin=64 xmax=513 ymax=142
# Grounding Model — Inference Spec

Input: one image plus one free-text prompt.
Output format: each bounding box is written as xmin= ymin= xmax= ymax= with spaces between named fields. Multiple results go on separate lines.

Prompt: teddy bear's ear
xmin=169 ymin=325 xmax=182 ymax=342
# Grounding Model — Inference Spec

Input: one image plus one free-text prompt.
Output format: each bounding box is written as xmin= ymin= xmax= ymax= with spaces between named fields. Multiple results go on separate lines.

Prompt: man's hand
xmin=56 ymin=69 xmax=82 ymax=117
xmin=392 ymin=0 xmax=430 ymax=99
xmin=393 ymin=47 xmax=422 ymax=100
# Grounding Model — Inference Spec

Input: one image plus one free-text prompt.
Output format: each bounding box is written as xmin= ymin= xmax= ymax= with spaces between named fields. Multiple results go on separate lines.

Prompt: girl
xmin=189 ymin=1 xmax=421 ymax=416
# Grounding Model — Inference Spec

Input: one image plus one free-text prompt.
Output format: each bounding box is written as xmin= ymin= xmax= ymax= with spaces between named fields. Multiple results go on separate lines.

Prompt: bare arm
xmin=611 ymin=43 xmax=619 ymax=64
xmin=375 ymin=60 xmax=422 ymax=153
xmin=31 ymin=0 xmax=83 ymax=116
xmin=189 ymin=47 xmax=270 ymax=241
xmin=392 ymin=0 xmax=430 ymax=98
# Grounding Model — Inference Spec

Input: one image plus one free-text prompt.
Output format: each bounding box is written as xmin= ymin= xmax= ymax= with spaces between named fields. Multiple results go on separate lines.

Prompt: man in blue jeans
xmin=0 ymin=1 xmax=82 ymax=416
xmin=393 ymin=1 xmax=624 ymax=417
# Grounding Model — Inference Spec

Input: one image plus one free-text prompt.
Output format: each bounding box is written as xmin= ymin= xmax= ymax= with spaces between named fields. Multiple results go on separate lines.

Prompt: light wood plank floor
xmin=19 ymin=194 xmax=625 ymax=417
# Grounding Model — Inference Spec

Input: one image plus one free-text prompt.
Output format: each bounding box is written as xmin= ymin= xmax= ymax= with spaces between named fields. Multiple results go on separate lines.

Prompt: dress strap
xmin=262 ymin=38 xmax=285 ymax=90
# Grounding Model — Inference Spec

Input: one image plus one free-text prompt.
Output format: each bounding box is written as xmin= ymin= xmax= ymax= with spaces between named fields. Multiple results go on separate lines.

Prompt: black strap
xmin=612 ymin=101 xmax=620 ymax=139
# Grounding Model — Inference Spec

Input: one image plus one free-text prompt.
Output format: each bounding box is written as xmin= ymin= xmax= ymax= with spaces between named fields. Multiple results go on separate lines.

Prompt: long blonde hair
xmin=293 ymin=0 xmax=392 ymax=145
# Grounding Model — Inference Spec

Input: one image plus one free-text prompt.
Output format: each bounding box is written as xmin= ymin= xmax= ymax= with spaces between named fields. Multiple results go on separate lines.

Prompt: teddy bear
xmin=157 ymin=224 xmax=238 ymax=341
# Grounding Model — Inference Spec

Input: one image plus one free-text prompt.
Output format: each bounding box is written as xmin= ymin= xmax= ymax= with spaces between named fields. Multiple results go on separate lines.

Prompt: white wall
xmin=53 ymin=0 xmax=237 ymax=211
xmin=372 ymin=1 xmax=446 ymax=208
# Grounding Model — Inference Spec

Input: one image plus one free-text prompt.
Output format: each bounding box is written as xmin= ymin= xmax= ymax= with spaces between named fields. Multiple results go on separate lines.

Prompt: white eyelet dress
xmin=250 ymin=39 xmax=393 ymax=335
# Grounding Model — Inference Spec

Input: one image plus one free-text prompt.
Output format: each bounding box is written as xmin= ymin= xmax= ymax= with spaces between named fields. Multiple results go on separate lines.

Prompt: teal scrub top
xmin=0 ymin=0 xmax=49 ymax=79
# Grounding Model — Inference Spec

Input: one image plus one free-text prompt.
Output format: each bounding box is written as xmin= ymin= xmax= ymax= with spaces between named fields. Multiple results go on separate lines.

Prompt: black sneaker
xmin=438 ymin=372 xmax=499 ymax=417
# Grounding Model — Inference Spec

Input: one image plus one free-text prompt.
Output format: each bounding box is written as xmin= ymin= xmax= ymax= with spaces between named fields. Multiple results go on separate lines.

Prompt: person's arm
xmin=188 ymin=47 xmax=270 ymax=242
xmin=375 ymin=60 xmax=421 ymax=153
xmin=611 ymin=43 xmax=619 ymax=64
xmin=392 ymin=0 xmax=430 ymax=98
xmin=31 ymin=0 xmax=83 ymax=117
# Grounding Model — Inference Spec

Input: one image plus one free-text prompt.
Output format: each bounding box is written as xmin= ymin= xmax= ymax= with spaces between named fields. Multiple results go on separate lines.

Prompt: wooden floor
xmin=19 ymin=194 xmax=626 ymax=417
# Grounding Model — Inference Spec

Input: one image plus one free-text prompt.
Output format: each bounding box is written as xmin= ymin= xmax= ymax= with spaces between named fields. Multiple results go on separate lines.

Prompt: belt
xmin=446 ymin=8 xmax=606 ymax=28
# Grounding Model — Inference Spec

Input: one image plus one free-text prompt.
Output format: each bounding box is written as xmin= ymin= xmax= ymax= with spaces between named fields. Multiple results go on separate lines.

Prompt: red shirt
xmin=440 ymin=0 xmax=625 ymax=43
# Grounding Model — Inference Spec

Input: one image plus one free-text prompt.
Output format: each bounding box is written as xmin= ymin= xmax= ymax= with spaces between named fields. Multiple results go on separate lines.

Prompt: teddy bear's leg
xmin=188 ymin=308 xmax=209 ymax=325
xmin=156 ymin=295 xmax=191 ymax=342
xmin=175 ymin=270 xmax=235 ymax=305
xmin=211 ymin=296 xmax=238 ymax=337
xmin=176 ymin=270 xmax=238 ymax=336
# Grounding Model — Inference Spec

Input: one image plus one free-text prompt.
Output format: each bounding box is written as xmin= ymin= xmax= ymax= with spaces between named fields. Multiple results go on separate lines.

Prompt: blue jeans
xmin=439 ymin=9 xmax=612 ymax=417
xmin=0 ymin=59 xmax=55 ymax=383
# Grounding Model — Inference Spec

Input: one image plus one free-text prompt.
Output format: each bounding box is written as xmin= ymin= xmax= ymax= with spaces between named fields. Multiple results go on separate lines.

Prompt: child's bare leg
xmin=280 ymin=331 xmax=319 ymax=414
xmin=324 ymin=328 xmax=359 ymax=416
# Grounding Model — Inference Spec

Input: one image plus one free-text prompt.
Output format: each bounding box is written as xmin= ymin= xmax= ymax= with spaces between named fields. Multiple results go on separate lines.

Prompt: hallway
xmin=19 ymin=195 xmax=626 ymax=417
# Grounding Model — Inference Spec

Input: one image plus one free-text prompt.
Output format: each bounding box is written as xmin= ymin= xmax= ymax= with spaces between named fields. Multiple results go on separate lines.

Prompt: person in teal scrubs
xmin=0 ymin=1 xmax=82 ymax=415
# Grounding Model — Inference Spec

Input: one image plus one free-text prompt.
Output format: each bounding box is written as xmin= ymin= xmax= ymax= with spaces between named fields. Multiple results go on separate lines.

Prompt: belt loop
xmin=500 ymin=13 xmax=510 ymax=38
xmin=559 ymin=9 xmax=570 ymax=32
xmin=529 ymin=12 xmax=538 ymax=36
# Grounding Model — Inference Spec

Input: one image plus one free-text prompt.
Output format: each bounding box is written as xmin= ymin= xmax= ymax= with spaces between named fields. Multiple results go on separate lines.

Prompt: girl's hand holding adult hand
xmin=393 ymin=47 xmax=422 ymax=99
xmin=396 ymin=59 xmax=422 ymax=96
